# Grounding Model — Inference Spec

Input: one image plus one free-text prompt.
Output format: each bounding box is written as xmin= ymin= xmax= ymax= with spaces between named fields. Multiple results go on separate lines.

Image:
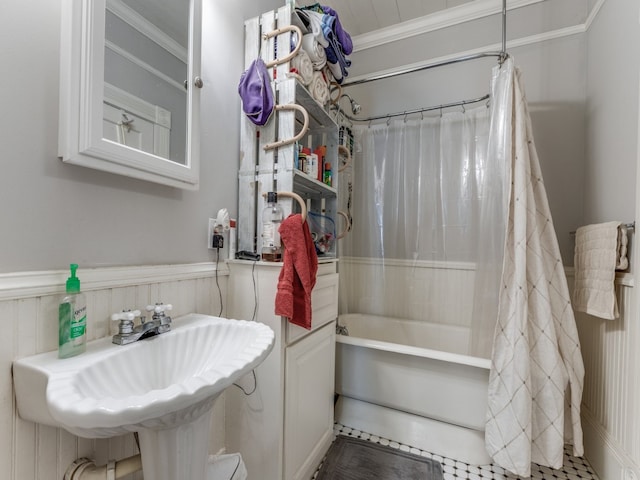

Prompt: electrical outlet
xmin=213 ymin=234 xmax=224 ymax=248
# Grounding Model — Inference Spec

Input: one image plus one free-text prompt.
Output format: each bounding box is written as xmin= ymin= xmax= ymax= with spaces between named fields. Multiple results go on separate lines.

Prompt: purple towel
xmin=238 ymin=58 xmax=274 ymax=126
xmin=321 ymin=6 xmax=353 ymax=55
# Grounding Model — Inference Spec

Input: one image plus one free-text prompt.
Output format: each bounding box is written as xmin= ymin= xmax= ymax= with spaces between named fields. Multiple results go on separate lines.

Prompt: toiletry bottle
xmin=308 ymin=153 xmax=318 ymax=178
xmin=261 ymin=192 xmax=284 ymax=262
xmin=315 ymin=146 xmax=326 ymax=181
xmin=229 ymin=218 xmax=237 ymax=260
xmin=58 ymin=263 xmax=87 ymax=358
xmin=324 ymin=162 xmax=332 ymax=186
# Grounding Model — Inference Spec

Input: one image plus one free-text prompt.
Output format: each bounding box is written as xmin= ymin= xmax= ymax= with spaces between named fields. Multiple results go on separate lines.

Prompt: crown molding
xmin=352 ymin=0 xmax=545 ymax=53
xmin=351 ymin=0 xmax=606 ymax=53
xmin=345 ymin=23 xmax=585 ymax=86
xmin=585 ymin=0 xmax=606 ymax=30
xmin=345 ymin=0 xmax=609 ymax=85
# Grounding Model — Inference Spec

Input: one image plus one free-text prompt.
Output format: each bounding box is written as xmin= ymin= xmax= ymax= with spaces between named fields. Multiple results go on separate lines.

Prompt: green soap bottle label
xmin=59 ymin=302 xmax=71 ymax=346
xmin=70 ymin=305 xmax=87 ymax=339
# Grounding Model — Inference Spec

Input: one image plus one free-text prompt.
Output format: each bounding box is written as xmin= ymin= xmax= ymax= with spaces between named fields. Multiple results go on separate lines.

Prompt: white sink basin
xmin=13 ymin=313 xmax=274 ymax=438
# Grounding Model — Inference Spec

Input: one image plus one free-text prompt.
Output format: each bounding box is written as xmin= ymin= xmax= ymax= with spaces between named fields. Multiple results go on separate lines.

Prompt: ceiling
xmin=295 ymin=0 xmax=474 ymax=37
xmin=115 ymin=0 xmax=478 ymax=50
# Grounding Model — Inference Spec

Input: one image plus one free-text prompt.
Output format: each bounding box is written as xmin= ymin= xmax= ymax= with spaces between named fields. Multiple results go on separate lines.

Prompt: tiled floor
xmin=314 ymin=423 xmax=599 ymax=480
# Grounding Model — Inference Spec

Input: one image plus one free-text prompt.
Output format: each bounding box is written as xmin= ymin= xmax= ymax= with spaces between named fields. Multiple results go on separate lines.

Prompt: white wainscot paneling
xmin=572 ymin=273 xmax=640 ymax=479
xmin=0 ymin=262 xmax=228 ymax=480
xmin=339 ymin=257 xmax=476 ymax=327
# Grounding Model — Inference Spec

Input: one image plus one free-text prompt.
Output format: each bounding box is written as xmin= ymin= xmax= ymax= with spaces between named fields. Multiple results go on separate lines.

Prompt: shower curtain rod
xmin=340 ymin=0 xmax=508 ymax=88
xmin=332 ymin=0 xmax=507 ymax=123
xmin=334 ymin=93 xmax=490 ymax=124
xmin=341 ymin=52 xmax=505 ymax=88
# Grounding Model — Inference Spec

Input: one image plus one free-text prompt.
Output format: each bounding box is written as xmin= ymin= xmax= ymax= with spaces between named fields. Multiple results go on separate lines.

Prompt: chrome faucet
xmin=111 ymin=303 xmax=173 ymax=345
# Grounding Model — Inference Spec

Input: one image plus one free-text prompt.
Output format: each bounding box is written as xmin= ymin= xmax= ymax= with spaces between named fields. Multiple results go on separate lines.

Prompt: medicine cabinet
xmin=58 ymin=0 xmax=202 ymax=190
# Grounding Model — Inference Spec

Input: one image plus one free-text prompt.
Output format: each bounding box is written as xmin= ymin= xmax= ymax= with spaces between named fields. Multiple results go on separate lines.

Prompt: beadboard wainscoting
xmin=0 ymin=262 xmax=229 ymax=480
xmin=341 ymin=260 xmax=640 ymax=478
xmin=571 ymin=271 xmax=640 ymax=480
xmin=338 ymin=257 xmax=476 ymax=329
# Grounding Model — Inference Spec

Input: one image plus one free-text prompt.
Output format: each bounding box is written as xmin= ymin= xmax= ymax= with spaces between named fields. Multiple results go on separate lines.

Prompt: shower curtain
xmin=339 ymin=104 xmax=506 ymax=357
xmin=484 ymin=58 xmax=584 ymax=478
xmin=338 ymin=57 xmax=584 ymax=477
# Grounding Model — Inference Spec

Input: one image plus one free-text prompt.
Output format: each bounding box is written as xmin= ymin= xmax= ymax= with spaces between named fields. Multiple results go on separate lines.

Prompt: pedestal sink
xmin=13 ymin=313 xmax=275 ymax=480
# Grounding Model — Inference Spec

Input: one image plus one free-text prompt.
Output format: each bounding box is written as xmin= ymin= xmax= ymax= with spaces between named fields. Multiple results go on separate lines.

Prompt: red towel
xmin=275 ymin=214 xmax=318 ymax=329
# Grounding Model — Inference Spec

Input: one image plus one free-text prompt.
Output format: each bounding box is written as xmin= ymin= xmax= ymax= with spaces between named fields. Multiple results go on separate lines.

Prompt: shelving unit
xmin=229 ymin=5 xmax=341 ymax=480
xmin=237 ymin=5 xmax=339 ymax=258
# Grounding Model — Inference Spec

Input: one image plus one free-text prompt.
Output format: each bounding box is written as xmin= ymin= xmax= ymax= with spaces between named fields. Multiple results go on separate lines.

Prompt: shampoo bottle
xmin=58 ymin=263 xmax=87 ymax=358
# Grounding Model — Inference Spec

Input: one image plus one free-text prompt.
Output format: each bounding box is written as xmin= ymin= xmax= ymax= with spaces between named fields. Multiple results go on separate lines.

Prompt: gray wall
xmin=2 ymin=0 xmax=634 ymax=273
xmin=585 ymin=0 xmax=639 ymax=227
xmin=346 ymin=0 xmax=590 ymax=264
xmin=0 ymin=0 xmax=280 ymax=274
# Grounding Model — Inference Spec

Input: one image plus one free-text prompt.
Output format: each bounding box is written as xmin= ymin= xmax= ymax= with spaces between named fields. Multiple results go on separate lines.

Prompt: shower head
xmin=349 ymin=97 xmax=362 ymax=115
xmin=340 ymin=94 xmax=362 ymax=115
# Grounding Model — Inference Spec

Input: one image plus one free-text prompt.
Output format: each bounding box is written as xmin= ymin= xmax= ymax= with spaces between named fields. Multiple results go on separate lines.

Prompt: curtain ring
xmin=386 ymin=116 xmax=391 ymax=126
xmin=462 ymin=104 xmax=466 ymax=113
xmin=421 ymin=110 xmax=424 ymax=121
xmin=439 ymin=107 xmax=443 ymax=118
xmin=403 ymin=112 xmax=408 ymax=123
xmin=368 ymin=119 xmax=372 ymax=129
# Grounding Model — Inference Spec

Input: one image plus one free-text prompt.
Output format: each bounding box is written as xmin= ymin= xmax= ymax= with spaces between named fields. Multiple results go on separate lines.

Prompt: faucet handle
xmin=111 ymin=310 xmax=141 ymax=322
xmin=111 ymin=310 xmax=141 ymax=335
xmin=145 ymin=303 xmax=173 ymax=314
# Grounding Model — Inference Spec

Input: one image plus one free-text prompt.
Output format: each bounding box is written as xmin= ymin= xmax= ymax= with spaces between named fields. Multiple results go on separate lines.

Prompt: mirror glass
xmin=59 ymin=0 xmax=201 ymax=189
xmin=104 ymin=0 xmax=188 ymax=164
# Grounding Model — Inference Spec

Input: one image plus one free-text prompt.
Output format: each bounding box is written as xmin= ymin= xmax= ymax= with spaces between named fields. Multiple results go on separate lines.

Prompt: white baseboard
xmin=335 ymin=395 xmax=492 ymax=466
xmin=582 ymin=408 xmax=640 ymax=480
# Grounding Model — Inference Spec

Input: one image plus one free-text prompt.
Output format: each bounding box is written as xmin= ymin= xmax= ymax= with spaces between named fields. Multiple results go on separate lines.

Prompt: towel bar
xmin=570 ymin=222 xmax=635 ymax=236
xmin=263 ymin=104 xmax=310 ymax=151
xmin=263 ymin=25 xmax=303 ymax=69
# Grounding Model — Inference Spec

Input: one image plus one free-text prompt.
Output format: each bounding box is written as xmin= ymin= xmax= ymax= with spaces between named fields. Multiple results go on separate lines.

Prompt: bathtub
xmin=335 ymin=313 xmax=492 ymax=465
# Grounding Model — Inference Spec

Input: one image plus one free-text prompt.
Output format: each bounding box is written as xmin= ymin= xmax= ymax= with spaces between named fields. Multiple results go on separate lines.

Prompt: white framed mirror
xmin=59 ymin=0 xmax=202 ymax=190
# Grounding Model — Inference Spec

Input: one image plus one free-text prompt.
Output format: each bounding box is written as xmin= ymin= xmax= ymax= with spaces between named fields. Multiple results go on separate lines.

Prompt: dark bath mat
xmin=316 ymin=435 xmax=444 ymax=480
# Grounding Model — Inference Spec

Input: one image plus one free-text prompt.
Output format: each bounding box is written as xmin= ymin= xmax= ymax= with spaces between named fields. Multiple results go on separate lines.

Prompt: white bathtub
xmin=335 ymin=313 xmax=492 ymax=465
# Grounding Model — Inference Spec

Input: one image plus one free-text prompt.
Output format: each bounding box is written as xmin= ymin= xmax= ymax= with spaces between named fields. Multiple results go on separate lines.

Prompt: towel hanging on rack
xmin=572 ymin=221 xmax=629 ymax=319
xmin=275 ymin=214 xmax=318 ymax=330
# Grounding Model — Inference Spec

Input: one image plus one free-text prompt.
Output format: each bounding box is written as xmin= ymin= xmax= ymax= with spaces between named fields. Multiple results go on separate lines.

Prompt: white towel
xmin=290 ymin=50 xmax=314 ymax=86
xmin=573 ymin=221 xmax=628 ymax=320
xmin=301 ymin=33 xmax=326 ymax=70
xmin=309 ymin=71 xmax=329 ymax=106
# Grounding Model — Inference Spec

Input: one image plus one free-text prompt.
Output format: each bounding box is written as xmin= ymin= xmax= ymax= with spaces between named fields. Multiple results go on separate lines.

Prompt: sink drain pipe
xmin=64 ymin=455 xmax=142 ymax=480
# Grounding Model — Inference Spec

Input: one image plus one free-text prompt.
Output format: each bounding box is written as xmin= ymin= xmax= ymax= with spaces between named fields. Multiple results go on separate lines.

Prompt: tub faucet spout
xmin=336 ymin=323 xmax=349 ymax=336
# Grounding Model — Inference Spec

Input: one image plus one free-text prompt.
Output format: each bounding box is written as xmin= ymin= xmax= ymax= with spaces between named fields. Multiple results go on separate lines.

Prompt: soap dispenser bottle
xmin=58 ymin=263 xmax=87 ymax=358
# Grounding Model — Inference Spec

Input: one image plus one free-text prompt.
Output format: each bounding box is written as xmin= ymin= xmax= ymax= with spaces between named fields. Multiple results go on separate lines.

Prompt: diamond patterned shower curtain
xmin=484 ymin=58 xmax=585 ymax=478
